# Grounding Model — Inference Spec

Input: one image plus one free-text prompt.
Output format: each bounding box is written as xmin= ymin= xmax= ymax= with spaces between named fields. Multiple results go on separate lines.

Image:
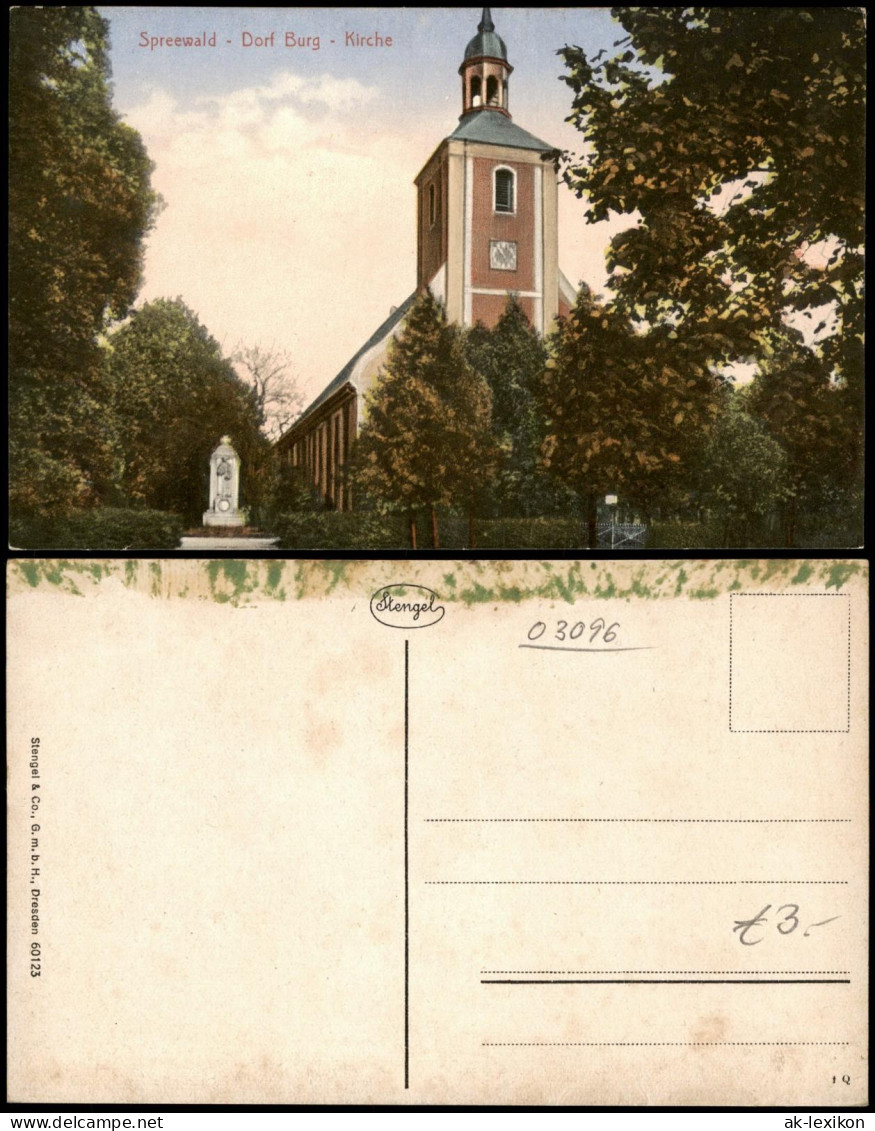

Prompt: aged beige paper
xmin=6 ymin=559 xmax=868 ymax=1105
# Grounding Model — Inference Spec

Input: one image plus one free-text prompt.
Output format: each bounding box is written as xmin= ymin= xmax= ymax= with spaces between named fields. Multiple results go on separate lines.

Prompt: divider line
xmin=404 ymin=638 xmax=409 ymax=1090
xmin=482 ymin=978 xmax=850 ymax=985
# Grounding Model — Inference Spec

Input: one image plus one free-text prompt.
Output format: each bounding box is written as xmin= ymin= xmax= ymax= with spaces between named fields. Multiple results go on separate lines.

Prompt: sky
xmin=98 ymin=6 xmax=632 ymax=407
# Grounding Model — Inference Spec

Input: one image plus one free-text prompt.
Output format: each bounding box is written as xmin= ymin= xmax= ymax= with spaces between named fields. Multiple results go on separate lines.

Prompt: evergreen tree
xmin=466 ymin=296 xmax=573 ymax=517
xmin=351 ymin=291 xmax=498 ymax=547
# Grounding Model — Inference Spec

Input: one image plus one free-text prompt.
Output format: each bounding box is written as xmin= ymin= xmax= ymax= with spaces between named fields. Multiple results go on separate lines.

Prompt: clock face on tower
xmin=490 ymin=239 xmax=517 ymax=271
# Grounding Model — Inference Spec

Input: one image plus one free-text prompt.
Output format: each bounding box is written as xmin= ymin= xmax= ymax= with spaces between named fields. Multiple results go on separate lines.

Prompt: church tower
xmin=274 ymin=9 xmax=575 ymax=508
xmin=415 ymin=7 xmax=571 ymax=333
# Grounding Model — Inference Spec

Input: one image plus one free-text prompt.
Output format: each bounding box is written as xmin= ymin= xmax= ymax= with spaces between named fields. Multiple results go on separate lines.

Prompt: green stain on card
xmin=18 ymin=562 xmax=41 ymax=588
xmin=460 ymin=582 xmax=495 ymax=605
xmin=628 ymin=573 xmax=653 ymax=598
xmin=265 ymin=560 xmax=286 ymax=598
xmin=294 ymin=561 xmax=307 ymax=600
xmin=760 ymin=560 xmax=784 ymax=583
xmin=206 ymin=560 xmax=255 ymax=604
xmin=9 ymin=558 xmax=865 ymax=606
xmin=322 ymin=560 xmax=349 ymax=593
xmin=546 ymin=566 xmax=582 ymax=604
xmin=823 ymin=562 xmax=858 ymax=590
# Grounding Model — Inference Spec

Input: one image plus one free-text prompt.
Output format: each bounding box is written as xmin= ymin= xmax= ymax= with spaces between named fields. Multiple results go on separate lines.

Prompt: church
xmin=274 ymin=8 xmax=576 ymax=510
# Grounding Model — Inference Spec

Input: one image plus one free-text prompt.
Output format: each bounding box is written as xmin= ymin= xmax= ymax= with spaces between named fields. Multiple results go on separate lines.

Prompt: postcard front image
xmin=8 ymin=8 xmax=864 ymax=551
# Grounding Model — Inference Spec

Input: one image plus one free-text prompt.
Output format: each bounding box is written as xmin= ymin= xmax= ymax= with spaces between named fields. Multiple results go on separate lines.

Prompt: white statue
xmin=203 ymin=436 xmax=244 ymax=527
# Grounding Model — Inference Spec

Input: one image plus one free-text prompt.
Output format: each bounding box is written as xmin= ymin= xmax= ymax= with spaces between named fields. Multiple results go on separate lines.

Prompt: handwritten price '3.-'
xmin=733 ymin=903 xmax=841 ymax=946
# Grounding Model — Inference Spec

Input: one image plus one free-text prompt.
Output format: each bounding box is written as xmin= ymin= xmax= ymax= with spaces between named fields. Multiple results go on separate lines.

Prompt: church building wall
xmin=470 ymin=157 xmax=534 ymax=291
xmin=417 ymin=155 xmax=448 ymax=292
xmin=278 ymin=389 xmax=357 ymax=511
xmin=473 ymin=292 xmax=536 ymax=327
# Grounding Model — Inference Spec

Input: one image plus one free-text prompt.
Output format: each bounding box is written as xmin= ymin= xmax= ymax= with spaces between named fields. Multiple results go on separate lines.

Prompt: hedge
xmin=646 ymin=521 xmax=726 ymax=549
xmin=459 ymin=517 xmax=585 ymax=548
xmin=277 ymin=510 xmax=858 ymax=550
xmin=274 ymin=511 xmax=408 ymax=549
xmin=645 ymin=518 xmax=860 ymax=549
xmin=274 ymin=511 xmax=589 ymax=549
xmin=10 ymin=508 xmax=185 ymax=550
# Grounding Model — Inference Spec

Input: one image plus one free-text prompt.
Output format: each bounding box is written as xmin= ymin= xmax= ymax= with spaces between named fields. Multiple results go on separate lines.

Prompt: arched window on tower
xmin=486 ymin=75 xmax=499 ymax=106
xmin=428 ymin=183 xmax=436 ymax=227
xmin=470 ymin=75 xmax=482 ymax=107
xmin=494 ymin=167 xmax=515 ymax=213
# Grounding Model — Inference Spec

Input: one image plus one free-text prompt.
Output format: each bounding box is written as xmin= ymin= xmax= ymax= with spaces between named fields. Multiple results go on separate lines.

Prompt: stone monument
xmin=203 ymin=436 xmax=244 ymax=527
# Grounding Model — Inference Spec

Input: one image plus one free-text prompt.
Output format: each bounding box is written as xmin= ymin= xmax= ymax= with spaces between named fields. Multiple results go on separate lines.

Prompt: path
xmin=179 ymin=536 xmax=280 ymax=551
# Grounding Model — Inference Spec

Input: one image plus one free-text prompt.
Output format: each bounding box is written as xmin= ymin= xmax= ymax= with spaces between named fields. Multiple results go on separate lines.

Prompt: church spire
xmin=460 ymin=7 xmax=512 ymax=117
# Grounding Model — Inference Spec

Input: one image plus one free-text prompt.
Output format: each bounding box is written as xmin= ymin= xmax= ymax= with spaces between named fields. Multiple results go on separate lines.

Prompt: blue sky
xmin=98 ymin=7 xmax=630 ymax=404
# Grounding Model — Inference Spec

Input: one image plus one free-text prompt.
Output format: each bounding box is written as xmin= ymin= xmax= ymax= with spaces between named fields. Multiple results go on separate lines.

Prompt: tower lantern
xmin=459 ymin=7 xmax=512 ymax=116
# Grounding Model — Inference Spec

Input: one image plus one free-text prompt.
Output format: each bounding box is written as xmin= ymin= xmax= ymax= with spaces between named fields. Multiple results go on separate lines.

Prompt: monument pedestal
xmin=202 ymin=508 xmax=244 ymax=528
xmin=203 ymin=436 xmax=244 ymax=527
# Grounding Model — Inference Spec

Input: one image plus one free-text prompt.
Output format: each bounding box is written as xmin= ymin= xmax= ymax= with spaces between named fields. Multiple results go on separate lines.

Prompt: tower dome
xmin=459 ymin=8 xmax=512 ymax=117
xmin=463 ymin=7 xmax=507 ymax=61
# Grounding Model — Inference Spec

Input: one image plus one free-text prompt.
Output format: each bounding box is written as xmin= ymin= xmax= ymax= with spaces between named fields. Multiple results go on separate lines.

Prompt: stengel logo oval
xmin=370 ymin=584 xmax=445 ymax=629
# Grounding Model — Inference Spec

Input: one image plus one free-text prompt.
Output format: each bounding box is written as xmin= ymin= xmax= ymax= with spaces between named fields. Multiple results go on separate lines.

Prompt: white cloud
xmin=123 ymin=74 xmax=420 ymax=405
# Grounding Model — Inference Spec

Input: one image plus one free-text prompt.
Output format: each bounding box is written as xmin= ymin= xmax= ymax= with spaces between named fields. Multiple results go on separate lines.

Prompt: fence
xmin=596 ymin=522 xmax=648 ymax=549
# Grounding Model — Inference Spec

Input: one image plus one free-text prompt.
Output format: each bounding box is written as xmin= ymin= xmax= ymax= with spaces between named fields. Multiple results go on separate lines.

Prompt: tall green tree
xmin=9 ymin=7 xmax=158 ymax=516
xmin=104 ymin=299 xmax=270 ymax=522
xmin=466 ymin=296 xmax=574 ymax=518
xmin=747 ymin=333 xmax=861 ymax=546
xmin=351 ymin=291 xmax=498 ymax=547
xmin=559 ymin=9 xmax=863 ymax=547
xmin=559 ymin=8 xmax=864 ymax=387
xmin=537 ymin=287 xmax=720 ymax=547
xmin=697 ymin=389 xmax=789 ymax=546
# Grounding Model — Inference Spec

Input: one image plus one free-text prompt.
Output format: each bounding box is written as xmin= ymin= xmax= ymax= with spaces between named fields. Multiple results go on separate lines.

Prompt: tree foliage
xmin=746 ymin=334 xmax=862 ymax=544
xmin=104 ymin=299 xmax=270 ymax=521
xmin=9 ymin=6 xmax=159 ymax=515
xmin=536 ymin=286 xmax=720 ymax=543
xmin=557 ymin=8 xmax=863 ymax=544
xmin=559 ymin=8 xmax=864 ymax=388
xmin=233 ymin=345 xmax=304 ymax=442
xmin=466 ymin=296 xmax=573 ymax=517
xmin=351 ymin=291 xmax=499 ymax=544
xmin=698 ymin=390 xmax=789 ymax=543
